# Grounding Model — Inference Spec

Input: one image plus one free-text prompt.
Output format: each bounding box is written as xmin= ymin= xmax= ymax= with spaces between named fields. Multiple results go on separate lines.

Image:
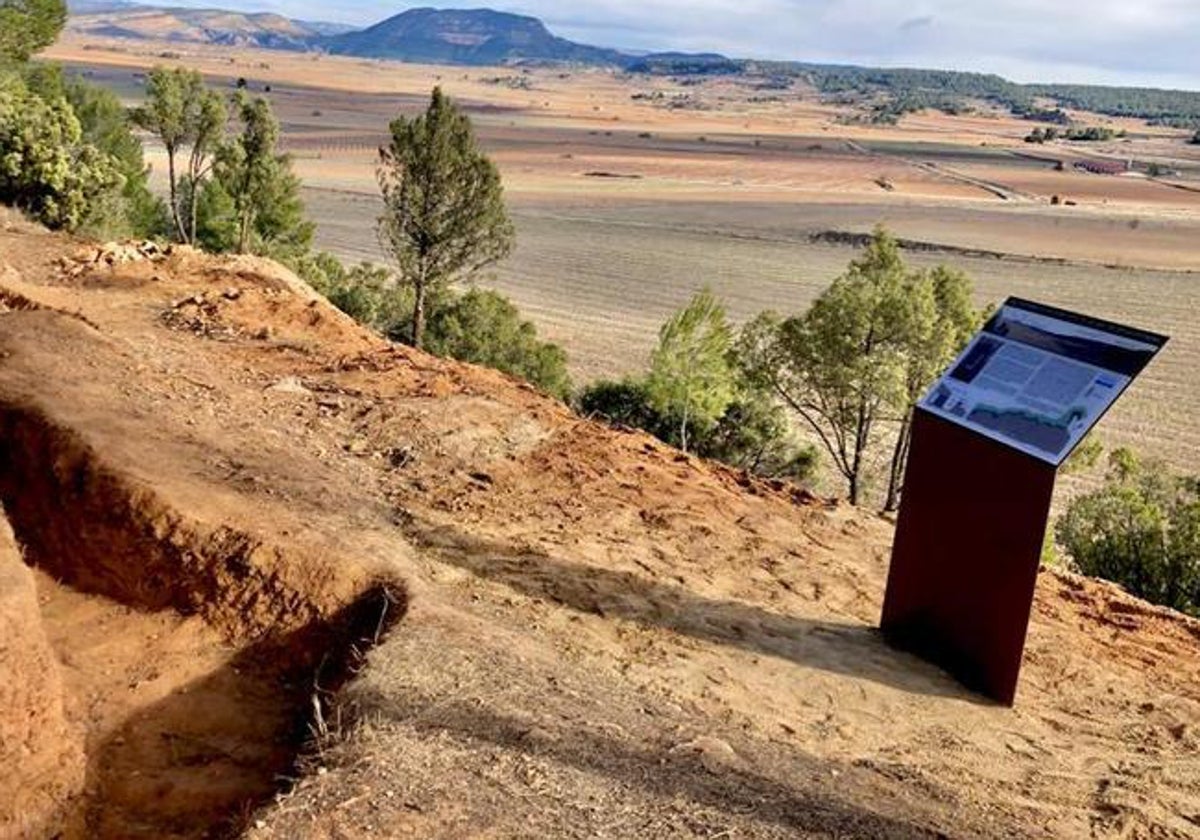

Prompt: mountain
xmin=66 ymin=0 xmax=142 ymax=13
xmin=65 ymin=3 xmax=724 ymax=69
xmin=318 ymin=7 xmax=628 ymax=66
xmin=66 ymin=4 xmax=356 ymax=50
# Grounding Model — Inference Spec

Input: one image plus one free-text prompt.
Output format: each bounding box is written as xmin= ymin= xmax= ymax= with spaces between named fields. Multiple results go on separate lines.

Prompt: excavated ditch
xmin=0 ymin=400 xmax=405 ymax=839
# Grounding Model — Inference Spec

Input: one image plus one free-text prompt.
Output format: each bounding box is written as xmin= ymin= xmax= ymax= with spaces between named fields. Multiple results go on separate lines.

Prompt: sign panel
xmin=920 ymin=297 xmax=1168 ymax=465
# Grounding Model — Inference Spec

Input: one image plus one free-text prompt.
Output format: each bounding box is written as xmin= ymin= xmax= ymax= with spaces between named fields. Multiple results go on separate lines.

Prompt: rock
xmin=672 ymin=735 xmax=740 ymax=774
xmin=266 ymin=377 xmax=311 ymax=396
xmin=387 ymin=447 xmax=415 ymax=468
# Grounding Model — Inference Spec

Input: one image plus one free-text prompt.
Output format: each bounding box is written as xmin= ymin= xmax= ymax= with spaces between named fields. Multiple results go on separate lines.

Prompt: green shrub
xmin=579 ymin=378 xmax=675 ymax=439
xmin=23 ymin=64 xmax=168 ymax=237
xmin=424 ymin=288 xmax=572 ymax=400
xmin=578 ymin=376 xmax=817 ymax=482
xmin=700 ymin=393 xmax=817 ymax=481
xmin=298 ymin=254 xmax=571 ymax=401
xmin=1057 ymin=448 xmax=1200 ymax=616
xmin=0 ymin=73 xmax=124 ymax=231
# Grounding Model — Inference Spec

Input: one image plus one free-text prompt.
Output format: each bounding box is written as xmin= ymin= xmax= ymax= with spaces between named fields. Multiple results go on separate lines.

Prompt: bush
xmin=1064 ymin=125 xmax=1116 ymax=142
xmin=23 ymin=64 xmax=168 ymax=238
xmin=699 ymin=393 xmax=817 ymax=480
xmin=0 ymin=73 xmax=124 ymax=231
xmin=424 ymin=288 xmax=572 ymax=401
xmin=579 ymin=378 xmax=675 ymax=439
xmin=1024 ymin=126 xmax=1059 ymax=144
xmin=298 ymin=255 xmax=572 ymax=400
xmin=1057 ymin=448 xmax=1200 ymax=616
xmin=578 ymin=377 xmax=817 ymax=482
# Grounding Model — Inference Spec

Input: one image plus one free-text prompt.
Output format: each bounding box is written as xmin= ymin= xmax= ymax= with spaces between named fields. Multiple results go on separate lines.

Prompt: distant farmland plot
xmin=307 ymin=188 xmax=1200 ymax=473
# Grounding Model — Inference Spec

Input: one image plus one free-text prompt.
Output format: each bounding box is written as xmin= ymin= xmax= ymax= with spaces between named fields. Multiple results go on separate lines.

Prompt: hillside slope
xmin=0 ymin=213 xmax=1197 ymax=838
xmin=66 ymin=6 xmax=354 ymax=49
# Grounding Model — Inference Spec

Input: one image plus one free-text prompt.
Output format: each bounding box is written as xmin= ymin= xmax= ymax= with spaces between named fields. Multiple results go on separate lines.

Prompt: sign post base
xmin=881 ymin=409 xmax=1057 ymax=706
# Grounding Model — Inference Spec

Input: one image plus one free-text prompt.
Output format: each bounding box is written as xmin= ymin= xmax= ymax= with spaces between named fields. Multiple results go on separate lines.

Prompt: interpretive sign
xmin=882 ymin=298 xmax=1167 ymax=705
xmin=921 ymin=298 xmax=1166 ymax=465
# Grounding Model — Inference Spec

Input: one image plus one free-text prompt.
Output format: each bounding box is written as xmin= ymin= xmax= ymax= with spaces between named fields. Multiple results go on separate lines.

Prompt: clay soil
xmin=2 ymin=209 xmax=1199 ymax=838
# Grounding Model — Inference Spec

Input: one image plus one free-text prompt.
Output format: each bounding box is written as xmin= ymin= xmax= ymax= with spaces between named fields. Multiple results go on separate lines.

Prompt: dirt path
xmin=845 ymin=139 xmax=1031 ymax=200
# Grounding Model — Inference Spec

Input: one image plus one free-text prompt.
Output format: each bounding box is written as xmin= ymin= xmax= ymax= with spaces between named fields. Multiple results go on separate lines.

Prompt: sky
xmin=164 ymin=0 xmax=1200 ymax=90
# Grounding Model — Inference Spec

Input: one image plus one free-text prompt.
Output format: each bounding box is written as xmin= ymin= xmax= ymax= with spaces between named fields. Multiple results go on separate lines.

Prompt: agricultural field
xmin=46 ymin=34 xmax=1200 ymax=474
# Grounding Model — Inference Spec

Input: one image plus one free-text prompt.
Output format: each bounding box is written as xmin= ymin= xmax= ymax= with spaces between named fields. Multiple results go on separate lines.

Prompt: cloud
xmin=157 ymin=0 xmax=1200 ymax=89
xmin=898 ymin=15 xmax=933 ymax=31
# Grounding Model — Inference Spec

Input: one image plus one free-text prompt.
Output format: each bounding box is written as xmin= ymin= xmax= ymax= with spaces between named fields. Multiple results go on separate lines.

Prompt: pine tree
xmin=205 ymin=92 xmax=311 ymax=256
xmin=0 ymin=0 xmax=66 ymax=62
xmin=645 ymin=287 xmax=736 ymax=453
xmin=739 ymin=227 xmax=912 ymax=505
xmin=132 ymin=67 xmax=225 ymax=243
xmin=376 ymin=87 xmax=514 ymax=349
xmin=883 ymin=264 xmax=981 ymax=511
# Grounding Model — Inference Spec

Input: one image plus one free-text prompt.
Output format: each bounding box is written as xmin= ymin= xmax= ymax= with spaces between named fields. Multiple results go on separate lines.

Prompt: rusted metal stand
xmin=881 ymin=408 xmax=1057 ymax=706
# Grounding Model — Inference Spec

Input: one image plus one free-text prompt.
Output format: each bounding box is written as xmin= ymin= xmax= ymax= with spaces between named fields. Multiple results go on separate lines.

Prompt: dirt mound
xmin=1 ymin=219 xmax=1198 ymax=838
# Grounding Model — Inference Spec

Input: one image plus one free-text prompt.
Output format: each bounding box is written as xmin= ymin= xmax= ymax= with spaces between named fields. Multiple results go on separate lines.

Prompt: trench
xmin=0 ymin=400 xmax=406 ymax=839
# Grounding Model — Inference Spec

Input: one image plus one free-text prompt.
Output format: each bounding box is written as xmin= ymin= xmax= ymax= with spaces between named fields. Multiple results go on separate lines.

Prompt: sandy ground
xmin=1 ymin=214 xmax=1199 ymax=838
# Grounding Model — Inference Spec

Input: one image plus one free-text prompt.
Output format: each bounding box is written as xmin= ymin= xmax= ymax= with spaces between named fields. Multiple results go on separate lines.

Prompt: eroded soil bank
xmin=0 ymin=405 xmax=404 ymax=839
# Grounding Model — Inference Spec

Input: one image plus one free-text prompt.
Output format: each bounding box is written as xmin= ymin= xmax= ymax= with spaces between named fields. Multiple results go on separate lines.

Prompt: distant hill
xmin=66 ymin=4 xmax=356 ymax=50
xmin=61 ymin=3 xmax=1200 ymax=126
xmin=67 ymin=0 xmax=142 ymax=13
xmin=318 ymin=7 xmax=627 ymax=66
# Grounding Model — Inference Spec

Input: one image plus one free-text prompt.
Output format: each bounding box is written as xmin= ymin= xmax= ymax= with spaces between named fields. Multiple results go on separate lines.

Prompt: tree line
xmin=638 ymin=56 xmax=1200 ymax=130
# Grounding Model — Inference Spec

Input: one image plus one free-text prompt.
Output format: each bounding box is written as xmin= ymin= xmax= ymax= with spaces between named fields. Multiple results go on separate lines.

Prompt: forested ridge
xmin=635 ymin=58 xmax=1200 ymax=126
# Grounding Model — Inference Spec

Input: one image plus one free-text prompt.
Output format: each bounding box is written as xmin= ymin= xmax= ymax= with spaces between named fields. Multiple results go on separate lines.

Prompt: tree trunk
xmin=188 ymin=165 xmax=199 ymax=246
xmin=884 ymin=411 xmax=913 ymax=512
xmin=411 ymin=281 xmax=427 ymax=349
xmin=187 ymin=149 xmax=205 ymax=246
xmin=166 ymin=148 xmax=186 ymax=243
xmin=189 ymin=183 xmax=199 ymax=246
xmin=679 ymin=401 xmax=689 ymax=454
xmin=847 ymin=418 xmax=864 ymax=507
xmin=237 ymin=209 xmax=250 ymax=254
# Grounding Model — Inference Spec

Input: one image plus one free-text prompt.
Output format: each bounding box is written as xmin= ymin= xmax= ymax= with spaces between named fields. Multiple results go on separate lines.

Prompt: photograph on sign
xmin=920 ymin=298 xmax=1167 ymax=465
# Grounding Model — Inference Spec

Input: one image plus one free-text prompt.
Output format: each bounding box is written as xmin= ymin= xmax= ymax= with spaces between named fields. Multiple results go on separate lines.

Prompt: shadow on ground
xmin=416 ymin=525 xmax=983 ymax=702
xmin=65 ymin=585 xmax=404 ymax=839
xmin=349 ymin=678 xmax=946 ymax=839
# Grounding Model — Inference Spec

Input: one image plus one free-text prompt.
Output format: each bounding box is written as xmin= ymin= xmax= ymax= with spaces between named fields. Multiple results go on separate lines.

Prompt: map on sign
xmin=920 ymin=298 xmax=1168 ymax=465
